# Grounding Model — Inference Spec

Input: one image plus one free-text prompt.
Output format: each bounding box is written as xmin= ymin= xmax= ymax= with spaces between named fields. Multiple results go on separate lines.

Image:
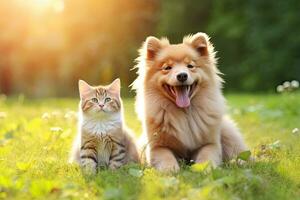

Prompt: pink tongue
xmin=175 ymin=86 xmax=190 ymax=108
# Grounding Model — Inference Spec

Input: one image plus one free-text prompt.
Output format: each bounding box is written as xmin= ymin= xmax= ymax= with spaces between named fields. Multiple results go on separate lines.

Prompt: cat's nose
xmin=99 ymin=104 xmax=104 ymax=108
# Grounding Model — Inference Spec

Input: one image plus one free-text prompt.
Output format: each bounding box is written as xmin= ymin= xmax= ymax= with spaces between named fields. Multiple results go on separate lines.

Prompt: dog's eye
xmin=187 ymin=64 xmax=194 ymax=69
xmin=104 ymin=97 xmax=111 ymax=103
xmin=91 ymin=98 xmax=98 ymax=103
xmin=163 ymin=66 xmax=172 ymax=71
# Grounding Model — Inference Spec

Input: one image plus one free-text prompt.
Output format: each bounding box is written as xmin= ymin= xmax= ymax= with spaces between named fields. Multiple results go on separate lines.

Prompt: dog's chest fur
xmin=146 ymin=93 xmax=224 ymax=152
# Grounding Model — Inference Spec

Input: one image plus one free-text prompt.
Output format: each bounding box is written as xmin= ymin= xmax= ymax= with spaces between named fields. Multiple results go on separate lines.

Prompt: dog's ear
xmin=145 ymin=36 xmax=161 ymax=60
xmin=186 ymin=32 xmax=210 ymax=56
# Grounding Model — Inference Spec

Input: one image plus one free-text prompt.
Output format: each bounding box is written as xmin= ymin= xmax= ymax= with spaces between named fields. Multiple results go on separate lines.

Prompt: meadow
xmin=0 ymin=93 xmax=299 ymax=200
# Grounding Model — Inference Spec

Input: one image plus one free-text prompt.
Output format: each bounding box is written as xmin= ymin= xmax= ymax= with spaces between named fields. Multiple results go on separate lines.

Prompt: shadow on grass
xmin=175 ymin=160 xmax=299 ymax=200
xmin=80 ymin=160 xmax=299 ymax=200
xmin=82 ymin=164 xmax=143 ymax=200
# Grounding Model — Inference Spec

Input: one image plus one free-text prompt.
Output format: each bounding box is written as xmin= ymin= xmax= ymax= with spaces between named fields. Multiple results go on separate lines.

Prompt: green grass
xmin=0 ymin=93 xmax=300 ymax=200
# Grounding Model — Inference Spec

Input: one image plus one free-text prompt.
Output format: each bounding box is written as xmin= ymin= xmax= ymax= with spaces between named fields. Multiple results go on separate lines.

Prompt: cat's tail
xmin=137 ymin=133 xmax=149 ymax=165
xmin=69 ymin=132 xmax=81 ymax=164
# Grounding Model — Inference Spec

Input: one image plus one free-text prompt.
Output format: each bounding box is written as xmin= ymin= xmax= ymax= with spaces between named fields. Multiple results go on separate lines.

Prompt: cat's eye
xmin=104 ymin=97 xmax=111 ymax=103
xmin=187 ymin=64 xmax=194 ymax=69
xmin=163 ymin=66 xmax=172 ymax=71
xmin=91 ymin=98 xmax=98 ymax=103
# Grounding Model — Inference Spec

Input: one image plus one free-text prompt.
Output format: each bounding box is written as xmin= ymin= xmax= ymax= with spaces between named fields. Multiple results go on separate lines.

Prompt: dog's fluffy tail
xmin=221 ymin=117 xmax=248 ymax=161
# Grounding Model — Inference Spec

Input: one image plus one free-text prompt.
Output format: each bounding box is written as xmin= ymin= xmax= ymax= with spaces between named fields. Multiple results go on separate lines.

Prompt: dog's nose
xmin=177 ymin=73 xmax=188 ymax=82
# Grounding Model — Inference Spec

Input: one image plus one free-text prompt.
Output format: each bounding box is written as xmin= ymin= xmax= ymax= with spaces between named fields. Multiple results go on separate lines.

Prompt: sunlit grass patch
xmin=0 ymin=93 xmax=299 ymax=199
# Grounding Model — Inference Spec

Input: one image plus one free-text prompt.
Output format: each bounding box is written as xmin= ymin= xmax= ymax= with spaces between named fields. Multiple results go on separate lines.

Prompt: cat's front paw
xmin=81 ymin=159 xmax=97 ymax=175
xmin=108 ymin=162 xmax=122 ymax=170
xmin=82 ymin=165 xmax=97 ymax=175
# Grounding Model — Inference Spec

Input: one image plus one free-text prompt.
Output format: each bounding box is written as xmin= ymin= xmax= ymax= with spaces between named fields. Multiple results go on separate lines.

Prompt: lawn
xmin=0 ymin=93 xmax=299 ymax=200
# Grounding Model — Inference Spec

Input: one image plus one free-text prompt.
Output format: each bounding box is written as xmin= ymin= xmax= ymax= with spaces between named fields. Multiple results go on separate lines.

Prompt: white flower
xmin=64 ymin=111 xmax=77 ymax=119
xmin=51 ymin=111 xmax=62 ymax=117
xmin=276 ymin=85 xmax=284 ymax=93
xmin=0 ymin=112 xmax=7 ymax=118
xmin=291 ymin=80 xmax=299 ymax=89
xmin=292 ymin=128 xmax=299 ymax=134
xmin=50 ymin=127 xmax=63 ymax=132
xmin=283 ymin=81 xmax=290 ymax=89
xmin=42 ymin=112 xmax=50 ymax=120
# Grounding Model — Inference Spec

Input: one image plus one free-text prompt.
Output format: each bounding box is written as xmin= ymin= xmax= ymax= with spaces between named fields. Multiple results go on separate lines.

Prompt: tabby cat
xmin=69 ymin=78 xmax=139 ymax=173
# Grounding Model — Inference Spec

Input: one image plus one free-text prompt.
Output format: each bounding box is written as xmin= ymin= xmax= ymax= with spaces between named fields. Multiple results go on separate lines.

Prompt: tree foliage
xmin=158 ymin=0 xmax=300 ymax=91
xmin=0 ymin=0 xmax=159 ymax=96
xmin=0 ymin=0 xmax=299 ymax=96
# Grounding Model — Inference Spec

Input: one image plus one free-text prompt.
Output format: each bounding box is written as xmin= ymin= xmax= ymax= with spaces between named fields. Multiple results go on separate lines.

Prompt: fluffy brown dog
xmin=132 ymin=32 xmax=247 ymax=172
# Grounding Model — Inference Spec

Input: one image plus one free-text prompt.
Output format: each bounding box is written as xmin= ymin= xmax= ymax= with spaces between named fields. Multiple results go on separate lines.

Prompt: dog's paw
xmin=155 ymin=161 xmax=180 ymax=173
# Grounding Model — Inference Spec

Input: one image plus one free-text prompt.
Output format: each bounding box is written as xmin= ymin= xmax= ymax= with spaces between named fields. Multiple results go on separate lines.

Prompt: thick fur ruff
xmin=133 ymin=33 xmax=247 ymax=172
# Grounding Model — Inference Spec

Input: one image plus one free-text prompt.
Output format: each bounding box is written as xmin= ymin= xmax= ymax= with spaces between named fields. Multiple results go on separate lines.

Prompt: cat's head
xmin=78 ymin=78 xmax=121 ymax=115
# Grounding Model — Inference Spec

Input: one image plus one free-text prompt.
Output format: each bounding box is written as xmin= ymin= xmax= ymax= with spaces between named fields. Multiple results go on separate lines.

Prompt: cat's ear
xmin=108 ymin=78 xmax=121 ymax=97
xmin=78 ymin=80 xmax=92 ymax=99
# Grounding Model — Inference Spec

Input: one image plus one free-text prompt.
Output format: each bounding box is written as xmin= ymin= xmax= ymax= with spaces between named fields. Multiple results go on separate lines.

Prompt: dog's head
xmin=137 ymin=32 xmax=221 ymax=108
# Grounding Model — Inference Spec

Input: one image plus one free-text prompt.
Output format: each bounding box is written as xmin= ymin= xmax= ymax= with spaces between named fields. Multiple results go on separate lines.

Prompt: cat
xmin=69 ymin=78 xmax=139 ymax=173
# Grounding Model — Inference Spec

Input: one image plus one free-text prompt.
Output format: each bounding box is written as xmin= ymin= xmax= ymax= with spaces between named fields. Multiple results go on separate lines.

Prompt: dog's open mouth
xmin=163 ymin=81 xmax=198 ymax=108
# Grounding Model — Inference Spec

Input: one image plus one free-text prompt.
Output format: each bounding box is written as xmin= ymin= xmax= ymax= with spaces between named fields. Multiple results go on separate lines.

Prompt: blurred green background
xmin=0 ymin=0 xmax=299 ymax=97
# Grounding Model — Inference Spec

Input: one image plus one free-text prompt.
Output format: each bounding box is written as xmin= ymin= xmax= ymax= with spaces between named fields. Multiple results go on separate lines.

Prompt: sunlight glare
xmin=33 ymin=0 xmax=52 ymax=9
xmin=24 ymin=0 xmax=64 ymax=13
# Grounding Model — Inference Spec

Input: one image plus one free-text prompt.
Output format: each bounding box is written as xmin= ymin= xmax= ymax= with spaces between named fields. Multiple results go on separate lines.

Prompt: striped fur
xmin=69 ymin=79 xmax=139 ymax=173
